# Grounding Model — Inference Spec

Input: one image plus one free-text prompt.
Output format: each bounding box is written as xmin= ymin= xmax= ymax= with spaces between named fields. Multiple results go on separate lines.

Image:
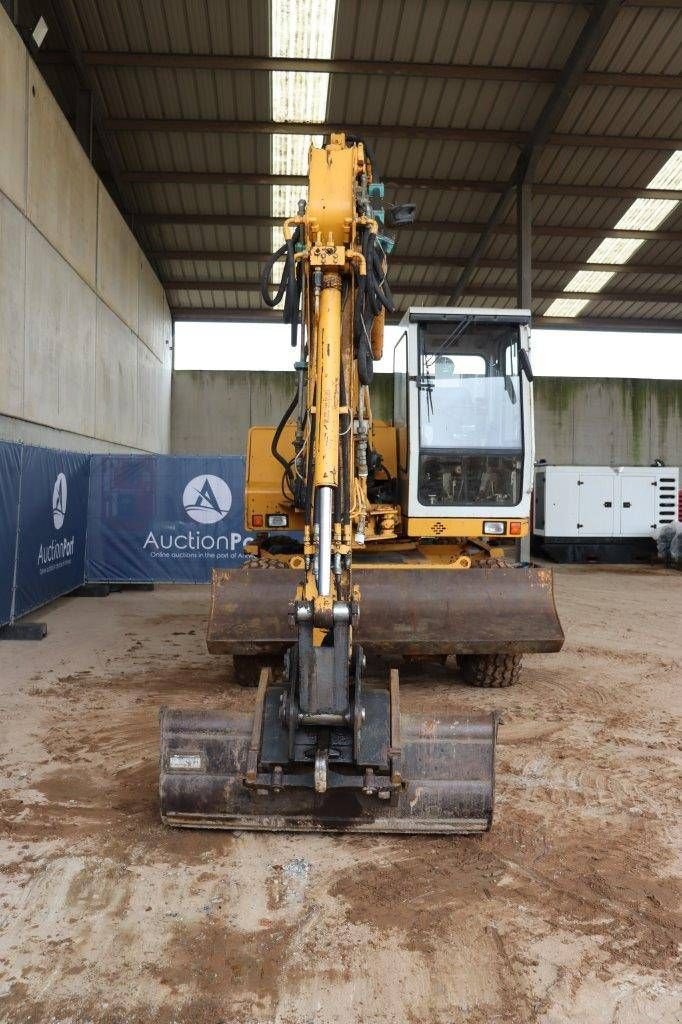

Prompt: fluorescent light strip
xmin=270 ymin=0 xmax=337 ymax=260
xmin=546 ymin=150 xmax=682 ymax=317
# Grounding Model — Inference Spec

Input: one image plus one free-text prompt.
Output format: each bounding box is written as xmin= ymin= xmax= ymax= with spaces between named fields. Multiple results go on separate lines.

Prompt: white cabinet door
xmin=619 ymin=474 xmax=656 ymax=536
xmin=545 ymin=471 xmax=580 ymax=536
xmin=577 ymin=473 xmax=615 ymax=537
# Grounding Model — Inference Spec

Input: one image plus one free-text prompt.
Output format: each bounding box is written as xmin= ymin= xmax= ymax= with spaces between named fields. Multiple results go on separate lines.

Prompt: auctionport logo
xmin=143 ymin=472 xmax=249 ymax=559
xmin=182 ymin=475 xmax=232 ymax=524
xmin=52 ymin=472 xmax=67 ymax=529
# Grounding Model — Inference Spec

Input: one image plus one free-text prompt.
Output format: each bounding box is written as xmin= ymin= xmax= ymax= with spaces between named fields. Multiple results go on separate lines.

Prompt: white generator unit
xmin=533 ymin=465 xmax=679 ymax=562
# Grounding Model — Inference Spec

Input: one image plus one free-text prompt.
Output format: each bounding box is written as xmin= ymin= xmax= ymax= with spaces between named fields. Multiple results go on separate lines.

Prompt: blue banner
xmin=13 ymin=446 xmax=90 ymax=619
xmin=86 ymin=455 xmax=248 ymax=583
xmin=0 ymin=442 xmax=22 ymax=625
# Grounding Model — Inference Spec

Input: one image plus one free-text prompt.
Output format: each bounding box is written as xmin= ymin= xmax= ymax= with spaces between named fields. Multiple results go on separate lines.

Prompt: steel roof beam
xmin=121 ymin=170 xmax=682 ymax=202
xmin=132 ymin=213 xmax=682 ymax=241
xmin=452 ymin=0 xmax=626 ymax=303
xmin=38 ymin=50 xmax=682 ymax=91
xmin=169 ymin=307 xmax=682 ymax=331
xmin=147 ymin=250 xmax=682 ymax=275
xmin=102 ymin=116 xmax=681 ymax=151
xmin=162 ymin=278 xmax=680 ymax=305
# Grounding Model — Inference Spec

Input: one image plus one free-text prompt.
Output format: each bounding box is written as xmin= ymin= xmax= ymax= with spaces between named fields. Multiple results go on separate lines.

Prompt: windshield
xmin=418 ymin=321 xmax=522 ymax=450
xmin=417 ymin=321 xmax=523 ymax=507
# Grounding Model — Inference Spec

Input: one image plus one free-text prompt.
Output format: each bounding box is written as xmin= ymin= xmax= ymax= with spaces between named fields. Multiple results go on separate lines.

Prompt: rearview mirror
xmin=386 ymin=204 xmax=417 ymax=228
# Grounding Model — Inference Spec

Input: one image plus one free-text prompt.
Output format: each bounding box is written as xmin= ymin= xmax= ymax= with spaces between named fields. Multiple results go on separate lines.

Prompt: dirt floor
xmin=0 ymin=566 xmax=680 ymax=1023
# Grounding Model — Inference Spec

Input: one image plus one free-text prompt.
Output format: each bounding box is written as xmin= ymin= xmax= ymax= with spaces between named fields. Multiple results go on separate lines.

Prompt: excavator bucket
xmin=159 ymin=702 xmax=497 ymax=834
xmin=206 ymin=564 xmax=564 ymax=659
xmin=158 ymin=563 xmax=556 ymax=834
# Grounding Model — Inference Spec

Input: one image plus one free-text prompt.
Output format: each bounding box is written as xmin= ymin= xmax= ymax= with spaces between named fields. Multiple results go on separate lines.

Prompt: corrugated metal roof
xmin=24 ymin=0 xmax=682 ymax=325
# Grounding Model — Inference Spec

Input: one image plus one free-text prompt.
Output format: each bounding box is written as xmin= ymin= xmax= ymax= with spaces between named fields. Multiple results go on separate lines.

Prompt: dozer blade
xmin=207 ymin=565 xmax=564 ymax=658
xmin=159 ymin=707 xmax=497 ymax=834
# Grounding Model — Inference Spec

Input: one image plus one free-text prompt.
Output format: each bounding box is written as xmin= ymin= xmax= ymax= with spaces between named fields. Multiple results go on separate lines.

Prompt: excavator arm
xmin=159 ymin=135 xmax=501 ymax=833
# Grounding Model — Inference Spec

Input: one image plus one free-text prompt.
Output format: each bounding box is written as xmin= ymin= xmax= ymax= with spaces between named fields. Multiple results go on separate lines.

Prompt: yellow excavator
xmin=159 ymin=133 xmax=563 ymax=833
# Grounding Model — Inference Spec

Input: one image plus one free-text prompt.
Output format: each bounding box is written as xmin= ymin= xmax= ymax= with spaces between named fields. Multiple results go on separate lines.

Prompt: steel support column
xmin=516 ymin=182 xmax=533 ymax=309
xmin=517 ymin=180 xmax=533 ymax=564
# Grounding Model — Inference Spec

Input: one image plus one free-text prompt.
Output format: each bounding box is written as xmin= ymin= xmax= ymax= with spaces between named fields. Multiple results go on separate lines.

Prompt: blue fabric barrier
xmin=86 ymin=455 xmax=248 ymax=583
xmin=13 ymin=445 xmax=90 ymax=619
xmin=0 ymin=442 xmax=22 ymax=626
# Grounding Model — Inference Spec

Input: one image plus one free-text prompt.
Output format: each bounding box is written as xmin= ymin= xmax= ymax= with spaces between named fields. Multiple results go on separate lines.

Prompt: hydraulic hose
xmin=260 ymin=225 xmax=302 ymax=347
xmin=271 ymin=390 xmax=299 ymax=500
xmin=354 ymin=228 xmax=394 ymax=385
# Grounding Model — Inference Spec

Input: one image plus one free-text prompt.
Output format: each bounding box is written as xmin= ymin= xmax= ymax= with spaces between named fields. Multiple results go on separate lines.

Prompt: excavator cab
xmin=398 ymin=310 xmax=531 ymax=526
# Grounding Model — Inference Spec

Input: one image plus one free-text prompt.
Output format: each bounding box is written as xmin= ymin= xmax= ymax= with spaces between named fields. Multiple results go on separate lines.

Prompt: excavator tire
xmin=459 ymin=653 xmax=521 ymax=688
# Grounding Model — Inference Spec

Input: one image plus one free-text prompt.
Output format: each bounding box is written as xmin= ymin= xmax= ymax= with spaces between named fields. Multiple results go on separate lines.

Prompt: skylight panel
xmin=271 ymin=0 xmax=335 ymax=125
xmin=544 ymin=297 xmax=591 ymax=318
xmin=564 ymin=270 xmax=616 ymax=293
xmin=269 ymin=0 xmax=337 ymax=269
xmin=614 ymin=197 xmax=678 ymax=232
xmin=272 ymin=71 xmax=330 ymax=123
xmin=271 ymin=133 xmax=322 ymax=176
xmin=544 ymin=151 xmax=682 ymax=317
xmin=587 ymin=237 xmax=645 ymax=265
xmin=647 ymin=150 xmax=682 ymax=190
xmin=272 ymin=184 xmax=308 ymax=220
xmin=272 ymin=0 xmax=334 ymax=60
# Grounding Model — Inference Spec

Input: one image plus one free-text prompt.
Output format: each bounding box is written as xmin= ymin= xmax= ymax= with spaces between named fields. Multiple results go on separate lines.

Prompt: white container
xmin=533 ymin=465 xmax=679 ymax=540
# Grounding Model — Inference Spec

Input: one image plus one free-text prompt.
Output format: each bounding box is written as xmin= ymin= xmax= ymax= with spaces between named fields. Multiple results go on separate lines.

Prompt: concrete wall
xmin=171 ymin=370 xmax=682 ymax=473
xmin=534 ymin=378 xmax=682 ymax=469
xmin=0 ymin=8 xmax=172 ymax=453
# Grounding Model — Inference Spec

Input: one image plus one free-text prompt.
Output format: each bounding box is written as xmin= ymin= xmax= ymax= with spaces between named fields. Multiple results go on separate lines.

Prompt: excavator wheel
xmin=459 ymin=653 xmax=521 ymax=688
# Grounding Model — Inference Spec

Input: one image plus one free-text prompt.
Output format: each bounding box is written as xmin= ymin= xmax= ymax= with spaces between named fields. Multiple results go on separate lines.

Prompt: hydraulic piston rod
xmin=312 ymin=271 xmax=342 ymax=601
xmin=316 ymin=485 xmax=333 ymax=597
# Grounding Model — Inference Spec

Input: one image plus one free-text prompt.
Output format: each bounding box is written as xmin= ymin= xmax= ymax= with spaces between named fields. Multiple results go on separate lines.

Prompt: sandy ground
xmin=0 ymin=567 xmax=680 ymax=1024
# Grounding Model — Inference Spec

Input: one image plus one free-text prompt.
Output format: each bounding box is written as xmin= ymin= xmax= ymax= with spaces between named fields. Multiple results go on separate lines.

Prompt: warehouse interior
xmin=0 ymin=1 xmax=680 ymax=1022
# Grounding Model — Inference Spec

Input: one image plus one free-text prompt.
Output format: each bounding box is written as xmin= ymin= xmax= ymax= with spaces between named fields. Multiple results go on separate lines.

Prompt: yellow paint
xmin=313 ymin=276 xmax=342 ymax=488
xmin=306 ymin=134 xmax=359 ymax=245
xmin=244 ymin=425 xmax=304 ymax=531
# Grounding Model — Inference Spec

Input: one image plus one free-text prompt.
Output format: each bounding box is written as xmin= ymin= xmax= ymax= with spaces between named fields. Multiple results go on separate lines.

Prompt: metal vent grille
xmin=431 ymin=522 xmax=446 ymax=535
xmin=658 ymin=478 xmax=677 ymax=523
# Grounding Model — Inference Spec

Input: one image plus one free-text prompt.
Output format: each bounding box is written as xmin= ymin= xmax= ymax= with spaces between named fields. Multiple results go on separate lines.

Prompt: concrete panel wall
xmin=0 ymin=414 xmax=149 ymax=454
xmin=170 ymin=371 xmax=395 ymax=455
xmin=138 ymin=255 xmax=168 ymax=362
xmin=0 ymin=6 xmax=171 ymax=454
xmin=27 ymin=65 xmax=98 ymax=289
xmin=95 ymin=304 xmax=138 ymax=449
xmin=534 ymin=378 xmax=682 ymax=470
xmin=24 ymin=225 xmax=97 ymax=436
xmin=97 ymin=187 xmax=139 ymax=332
xmin=0 ymin=11 xmax=26 ymax=209
xmin=172 ymin=371 xmax=682 ymax=476
xmin=0 ymin=193 xmax=26 ymax=417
